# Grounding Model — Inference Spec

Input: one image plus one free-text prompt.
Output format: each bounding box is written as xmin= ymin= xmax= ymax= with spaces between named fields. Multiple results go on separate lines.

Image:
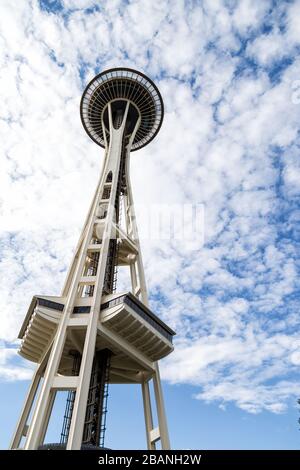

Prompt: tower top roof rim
xmin=80 ymin=67 xmax=164 ymax=151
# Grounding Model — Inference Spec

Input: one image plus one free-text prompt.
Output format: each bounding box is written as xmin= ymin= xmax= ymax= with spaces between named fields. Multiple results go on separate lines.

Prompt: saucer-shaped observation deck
xmin=80 ymin=68 xmax=164 ymax=151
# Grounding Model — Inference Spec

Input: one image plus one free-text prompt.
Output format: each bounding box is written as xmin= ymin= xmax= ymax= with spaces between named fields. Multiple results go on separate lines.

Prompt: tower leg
xmin=153 ymin=364 xmax=171 ymax=450
xmin=24 ymin=344 xmax=66 ymax=449
xmin=141 ymin=378 xmax=155 ymax=450
xmin=10 ymin=370 xmax=41 ymax=449
xmin=141 ymin=365 xmax=170 ymax=450
xmin=130 ymin=262 xmax=138 ymax=296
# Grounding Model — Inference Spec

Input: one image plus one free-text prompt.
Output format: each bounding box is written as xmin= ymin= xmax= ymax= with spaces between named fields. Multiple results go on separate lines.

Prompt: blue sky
xmin=1 ymin=0 xmax=300 ymax=450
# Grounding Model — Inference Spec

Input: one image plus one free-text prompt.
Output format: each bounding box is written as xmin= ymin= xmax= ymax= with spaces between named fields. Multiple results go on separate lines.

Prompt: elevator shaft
xmin=82 ymin=349 xmax=111 ymax=447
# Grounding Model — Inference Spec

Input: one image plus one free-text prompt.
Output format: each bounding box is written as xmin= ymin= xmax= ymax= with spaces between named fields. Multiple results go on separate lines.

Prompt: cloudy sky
xmin=1 ymin=0 xmax=300 ymax=449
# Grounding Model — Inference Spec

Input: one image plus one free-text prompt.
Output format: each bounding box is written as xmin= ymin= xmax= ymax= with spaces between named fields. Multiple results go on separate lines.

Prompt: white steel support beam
xmin=10 ymin=346 xmax=52 ymax=449
xmin=60 ymin=153 xmax=108 ymax=299
xmin=10 ymin=370 xmax=41 ymax=449
xmin=52 ymin=375 xmax=79 ymax=390
xmin=153 ymin=363 xmax=171 ymax=449
xmin=125 ymin=160 xmax=148 ymax=307
xmin=141 ymin=378 xmax=156 ymax=450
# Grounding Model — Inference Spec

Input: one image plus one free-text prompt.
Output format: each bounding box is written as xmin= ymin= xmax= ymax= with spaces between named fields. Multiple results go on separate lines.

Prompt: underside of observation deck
xmin=18 ymin=293 xmax=175 ymax=384
xmin=80 ymin=67 xmax=164 ymax=151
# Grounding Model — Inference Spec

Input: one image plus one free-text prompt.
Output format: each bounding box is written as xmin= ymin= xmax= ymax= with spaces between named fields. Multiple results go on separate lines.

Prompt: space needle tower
xmin=10 ymin=68 xmax=175 ymax=450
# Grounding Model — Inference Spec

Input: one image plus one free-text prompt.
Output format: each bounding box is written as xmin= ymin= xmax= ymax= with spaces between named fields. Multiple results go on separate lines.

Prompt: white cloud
xmin=285 ymin=1 xmax=300 ymax=45
xmin=232 ymin=0 xmax=272 ymax=35
xmin=0 ymin=344 xmax=34 ymax=381
xmin=290 ymin=351 xmax=300 ymax=366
